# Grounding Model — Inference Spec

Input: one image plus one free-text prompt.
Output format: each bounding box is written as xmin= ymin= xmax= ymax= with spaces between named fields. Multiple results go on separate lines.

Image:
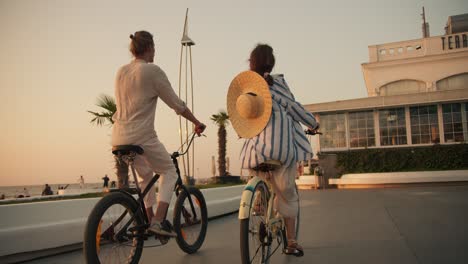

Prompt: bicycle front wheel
xmin=83 ymin=192 xmax=145 ymax=264
xmin=173 ymin=186 xmax=208 ymax=254
xmin=240 ymin=180 xmax=271 ymax=264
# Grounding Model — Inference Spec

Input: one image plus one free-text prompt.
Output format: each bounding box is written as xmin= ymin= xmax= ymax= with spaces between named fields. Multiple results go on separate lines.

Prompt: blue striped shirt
xmin=240 ymin=75 xmax=318 ymax=169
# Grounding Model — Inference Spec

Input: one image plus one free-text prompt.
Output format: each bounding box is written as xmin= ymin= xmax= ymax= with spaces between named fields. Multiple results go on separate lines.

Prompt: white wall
xmin=0 ymin=185 xmax=244 ymax=257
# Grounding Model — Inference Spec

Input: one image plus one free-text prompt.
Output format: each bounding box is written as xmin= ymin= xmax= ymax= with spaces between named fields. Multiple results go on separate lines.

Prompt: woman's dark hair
xmin=249 ymin=44 xmax=275 ymax=85
xmin=129 ymin=31 xmax=154 ymax=57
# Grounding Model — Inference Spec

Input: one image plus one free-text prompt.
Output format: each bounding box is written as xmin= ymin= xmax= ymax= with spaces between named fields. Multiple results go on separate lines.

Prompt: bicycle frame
xmin=107 ymin=133 xmax=201 ymax=240
xmin=239 ymin=176 xmax=284 ymax=235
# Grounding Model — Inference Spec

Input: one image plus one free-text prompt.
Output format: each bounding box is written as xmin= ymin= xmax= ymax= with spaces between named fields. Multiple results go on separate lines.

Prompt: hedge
xmin=325 ymin=144 xmax=468 ymax=174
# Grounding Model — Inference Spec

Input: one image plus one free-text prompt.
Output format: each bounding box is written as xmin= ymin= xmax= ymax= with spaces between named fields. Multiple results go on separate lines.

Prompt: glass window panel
xmin=379 ymin=107 xmax=407 ymax=146
xmin=445 ymin=133 xmax=454 ymax=142
xmin=348 ymin=111 xmax=374 ymax=148
xmin=400 ymin=136 xmax=408 ymax=144
xmin=452 ymin=104 xmax=461 ymax=112
xmin=419 ymin=107 xmax=429 ymax=115
xmin=454 ymin=123 xmax=463 ymax=132
xmin=444 ymin=124 xmax=453 ymax=133
xmin=320 ymin=113 xmax=346 ymax=149
xmin=420 ymin=125 xmax=429 ymax=134
xmin=419 ymin=115 xmax=429 ymax=125
xmin=453 ymin=113 xmax=462 ymax=123
xmin=420 ymin=135 xmax=430 ymax=143
xmin=358 ymin=119 xmax=366 ymax=127
xmin=381 ymin=137 xmax=388 ymax=146
xmin=442 ymin=104 xmax=451 ymax=112
xmin=454 ymin=133 xmax=464 ymax=142
xmin=398 ymin=118 xmax=406 ymax=126
xmin=412 ymin=136 xmax=420 ymax=144
xmin=397 ymin=127 xmax=406 ymax=135
xmin=443 ymin=113 xmax=452 ymax=123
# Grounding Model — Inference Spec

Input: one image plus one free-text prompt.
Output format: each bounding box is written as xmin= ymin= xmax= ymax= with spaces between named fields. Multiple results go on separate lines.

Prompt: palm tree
xmin=88 ymin=94 xmax=129 ymax=188
xmin=210 ymin=111 xmax=230 ymax=177
xmin=87 ymin=94 xmax=116 ymax=126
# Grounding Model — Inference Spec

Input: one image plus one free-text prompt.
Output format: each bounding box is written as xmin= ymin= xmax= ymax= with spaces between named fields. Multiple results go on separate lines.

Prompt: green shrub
xmin=328 ymin=144 xmax=468 ymax=174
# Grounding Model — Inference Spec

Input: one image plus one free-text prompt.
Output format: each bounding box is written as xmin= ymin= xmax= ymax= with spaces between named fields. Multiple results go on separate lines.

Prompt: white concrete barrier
xmin=295 ymin=175 xmax=318 ymax=189
xmin=329 ymin=170 xmax=468 ymax=186
xmin=0 ymin=185 xmax=244 ymax=257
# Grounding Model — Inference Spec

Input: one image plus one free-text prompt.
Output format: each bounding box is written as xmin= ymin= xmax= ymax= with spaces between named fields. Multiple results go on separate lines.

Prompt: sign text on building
xmin=441 ymin=34 xmax=468 ymax=50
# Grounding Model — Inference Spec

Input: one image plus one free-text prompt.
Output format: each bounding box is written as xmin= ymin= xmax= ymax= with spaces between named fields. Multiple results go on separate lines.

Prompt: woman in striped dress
xmin=240 ymin=44 xmax=319 ymax=256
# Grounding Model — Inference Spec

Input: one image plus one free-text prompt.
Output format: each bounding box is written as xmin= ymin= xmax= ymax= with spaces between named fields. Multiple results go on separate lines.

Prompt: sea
xmin=0 ymin=182 xmax=105 ymax=199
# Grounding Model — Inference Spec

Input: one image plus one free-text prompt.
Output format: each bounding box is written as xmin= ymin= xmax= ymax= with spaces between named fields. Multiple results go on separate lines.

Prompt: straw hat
xmin=227 ymin=71 xmax=272 ymax=138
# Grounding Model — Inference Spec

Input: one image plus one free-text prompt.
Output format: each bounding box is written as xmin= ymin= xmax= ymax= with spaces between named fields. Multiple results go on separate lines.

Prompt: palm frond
xmin=210 ymin=110 xmax=230 ymax=127
xmin=96 ymin=94 xmax=116 ymax=113
xmin=87 ymin=94 xmax=116 ymax=127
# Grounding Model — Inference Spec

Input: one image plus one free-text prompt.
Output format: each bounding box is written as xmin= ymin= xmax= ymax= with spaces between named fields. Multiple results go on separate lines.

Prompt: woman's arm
xmin=271 ymin=90 xmax=319 ymax=129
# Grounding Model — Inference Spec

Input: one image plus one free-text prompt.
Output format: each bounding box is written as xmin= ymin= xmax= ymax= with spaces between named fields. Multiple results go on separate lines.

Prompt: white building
xmin=306 ymin=13 xmax=468 ymax=153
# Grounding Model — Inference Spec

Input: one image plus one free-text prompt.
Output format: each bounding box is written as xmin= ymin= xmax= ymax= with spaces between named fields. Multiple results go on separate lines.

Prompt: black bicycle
xmin=83 ymin=133 xmax=208 ymax=264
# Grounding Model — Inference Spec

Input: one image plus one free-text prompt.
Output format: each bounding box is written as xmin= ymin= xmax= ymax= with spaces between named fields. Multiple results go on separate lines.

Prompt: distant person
xmin=23 ymin=188 xmax=30 ymax=197
xmin=102 ymin=174 xmax=110 ymax=188
xmin=42 ymin=184 xmax=53 ymax=196
xmin=110 ymin=181 xmax=116 ymax=188
xmin=79 ymin=175 xmax=85 ymax=189
xmin=0 ymin=194 xmax=5 ymax=200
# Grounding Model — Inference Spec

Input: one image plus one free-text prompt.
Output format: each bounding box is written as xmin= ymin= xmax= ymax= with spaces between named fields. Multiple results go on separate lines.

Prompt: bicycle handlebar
xmin=305 ymin=129 xmax=322 ymax=135
xmin=172 ymin=132 xmax=205 ymax=159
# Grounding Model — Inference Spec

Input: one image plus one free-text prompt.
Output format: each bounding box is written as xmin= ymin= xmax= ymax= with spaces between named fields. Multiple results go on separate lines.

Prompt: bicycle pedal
xmin=156 ymin=235 xmax=170 ymax=245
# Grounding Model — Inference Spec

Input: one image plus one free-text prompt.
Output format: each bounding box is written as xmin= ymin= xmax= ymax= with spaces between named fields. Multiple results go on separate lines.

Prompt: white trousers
xmin=132 ymin=136 xmax=178 ymax=208
xmin=251 ymin=162 xmax=299 ymax=218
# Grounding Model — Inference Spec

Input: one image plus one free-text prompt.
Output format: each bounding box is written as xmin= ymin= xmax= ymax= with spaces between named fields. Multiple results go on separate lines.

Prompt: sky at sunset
xmin=1 ymin=0 xmax=467 ymax=186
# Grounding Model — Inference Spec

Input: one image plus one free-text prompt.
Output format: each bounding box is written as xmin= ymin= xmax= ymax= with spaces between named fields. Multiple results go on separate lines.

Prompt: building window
xmin=378 ymin=79 xmax=426 ymax=96
xmin=379 ymin=108 xmax=407 ymax=146
xmin=349 ymin=111 xmax=375 ymax=148
xmin=319 ymin=113 xmax=346 ymax=149
xmin=443 ymin=103 xmax=464 ymax=142
xmin=437 ymin=73 xmax=468 ymax=91
xmin=410 ymin=105 xmax=439 ymax=144
xmin=379 ymin=49 xmax=386 ymax=55
xmin=407 ymin=46 xmax=414 ymax=52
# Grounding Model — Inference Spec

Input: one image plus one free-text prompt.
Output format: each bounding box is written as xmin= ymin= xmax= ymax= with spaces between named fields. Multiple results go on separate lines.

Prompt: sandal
xmin=283 ymin=240 xmax=304 ymax=257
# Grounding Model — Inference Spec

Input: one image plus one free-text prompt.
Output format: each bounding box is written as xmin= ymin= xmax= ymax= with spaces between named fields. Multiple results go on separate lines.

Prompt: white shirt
xmin=111 ymin=59 xmax=186 ymax=145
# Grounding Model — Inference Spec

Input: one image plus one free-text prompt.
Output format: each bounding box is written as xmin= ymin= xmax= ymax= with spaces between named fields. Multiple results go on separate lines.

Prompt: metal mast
xmin=178 ymin=8 xmax=196 ymax=184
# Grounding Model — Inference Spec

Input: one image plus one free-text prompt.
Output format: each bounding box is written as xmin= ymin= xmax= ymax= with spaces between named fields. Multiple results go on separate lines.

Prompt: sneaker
xmin=148 ymin=220 xmax=177 ymax=237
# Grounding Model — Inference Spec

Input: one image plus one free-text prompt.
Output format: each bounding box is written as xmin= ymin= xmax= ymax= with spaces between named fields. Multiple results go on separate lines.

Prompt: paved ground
xmin=24 ymin=185 xmax=468 ymax=264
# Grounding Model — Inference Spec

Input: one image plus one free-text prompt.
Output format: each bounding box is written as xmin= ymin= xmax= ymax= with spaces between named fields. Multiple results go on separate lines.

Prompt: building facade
xmin=306 ymin=14 xmax=468 ymax=154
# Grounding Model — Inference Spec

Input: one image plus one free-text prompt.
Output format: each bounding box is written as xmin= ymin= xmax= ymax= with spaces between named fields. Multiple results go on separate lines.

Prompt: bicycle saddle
xmin=253 ymin=160 xmax=282 ymax=172
xmin=112 ymin=145 xmax=144 ymax=155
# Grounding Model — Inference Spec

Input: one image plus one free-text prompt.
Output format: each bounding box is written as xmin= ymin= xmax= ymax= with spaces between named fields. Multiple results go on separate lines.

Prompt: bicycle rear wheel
xmin=173 ymin=186 xmax=208 ymax=254
xmin=83 ymin=192 xmax=145 ymax=264
xmin=240 ymin=180 xmax=271 ymax=264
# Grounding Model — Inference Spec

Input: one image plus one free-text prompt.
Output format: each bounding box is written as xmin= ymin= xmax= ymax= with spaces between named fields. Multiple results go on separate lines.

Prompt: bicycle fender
xmin=238 ymin=177 xmax=263 ymax=220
